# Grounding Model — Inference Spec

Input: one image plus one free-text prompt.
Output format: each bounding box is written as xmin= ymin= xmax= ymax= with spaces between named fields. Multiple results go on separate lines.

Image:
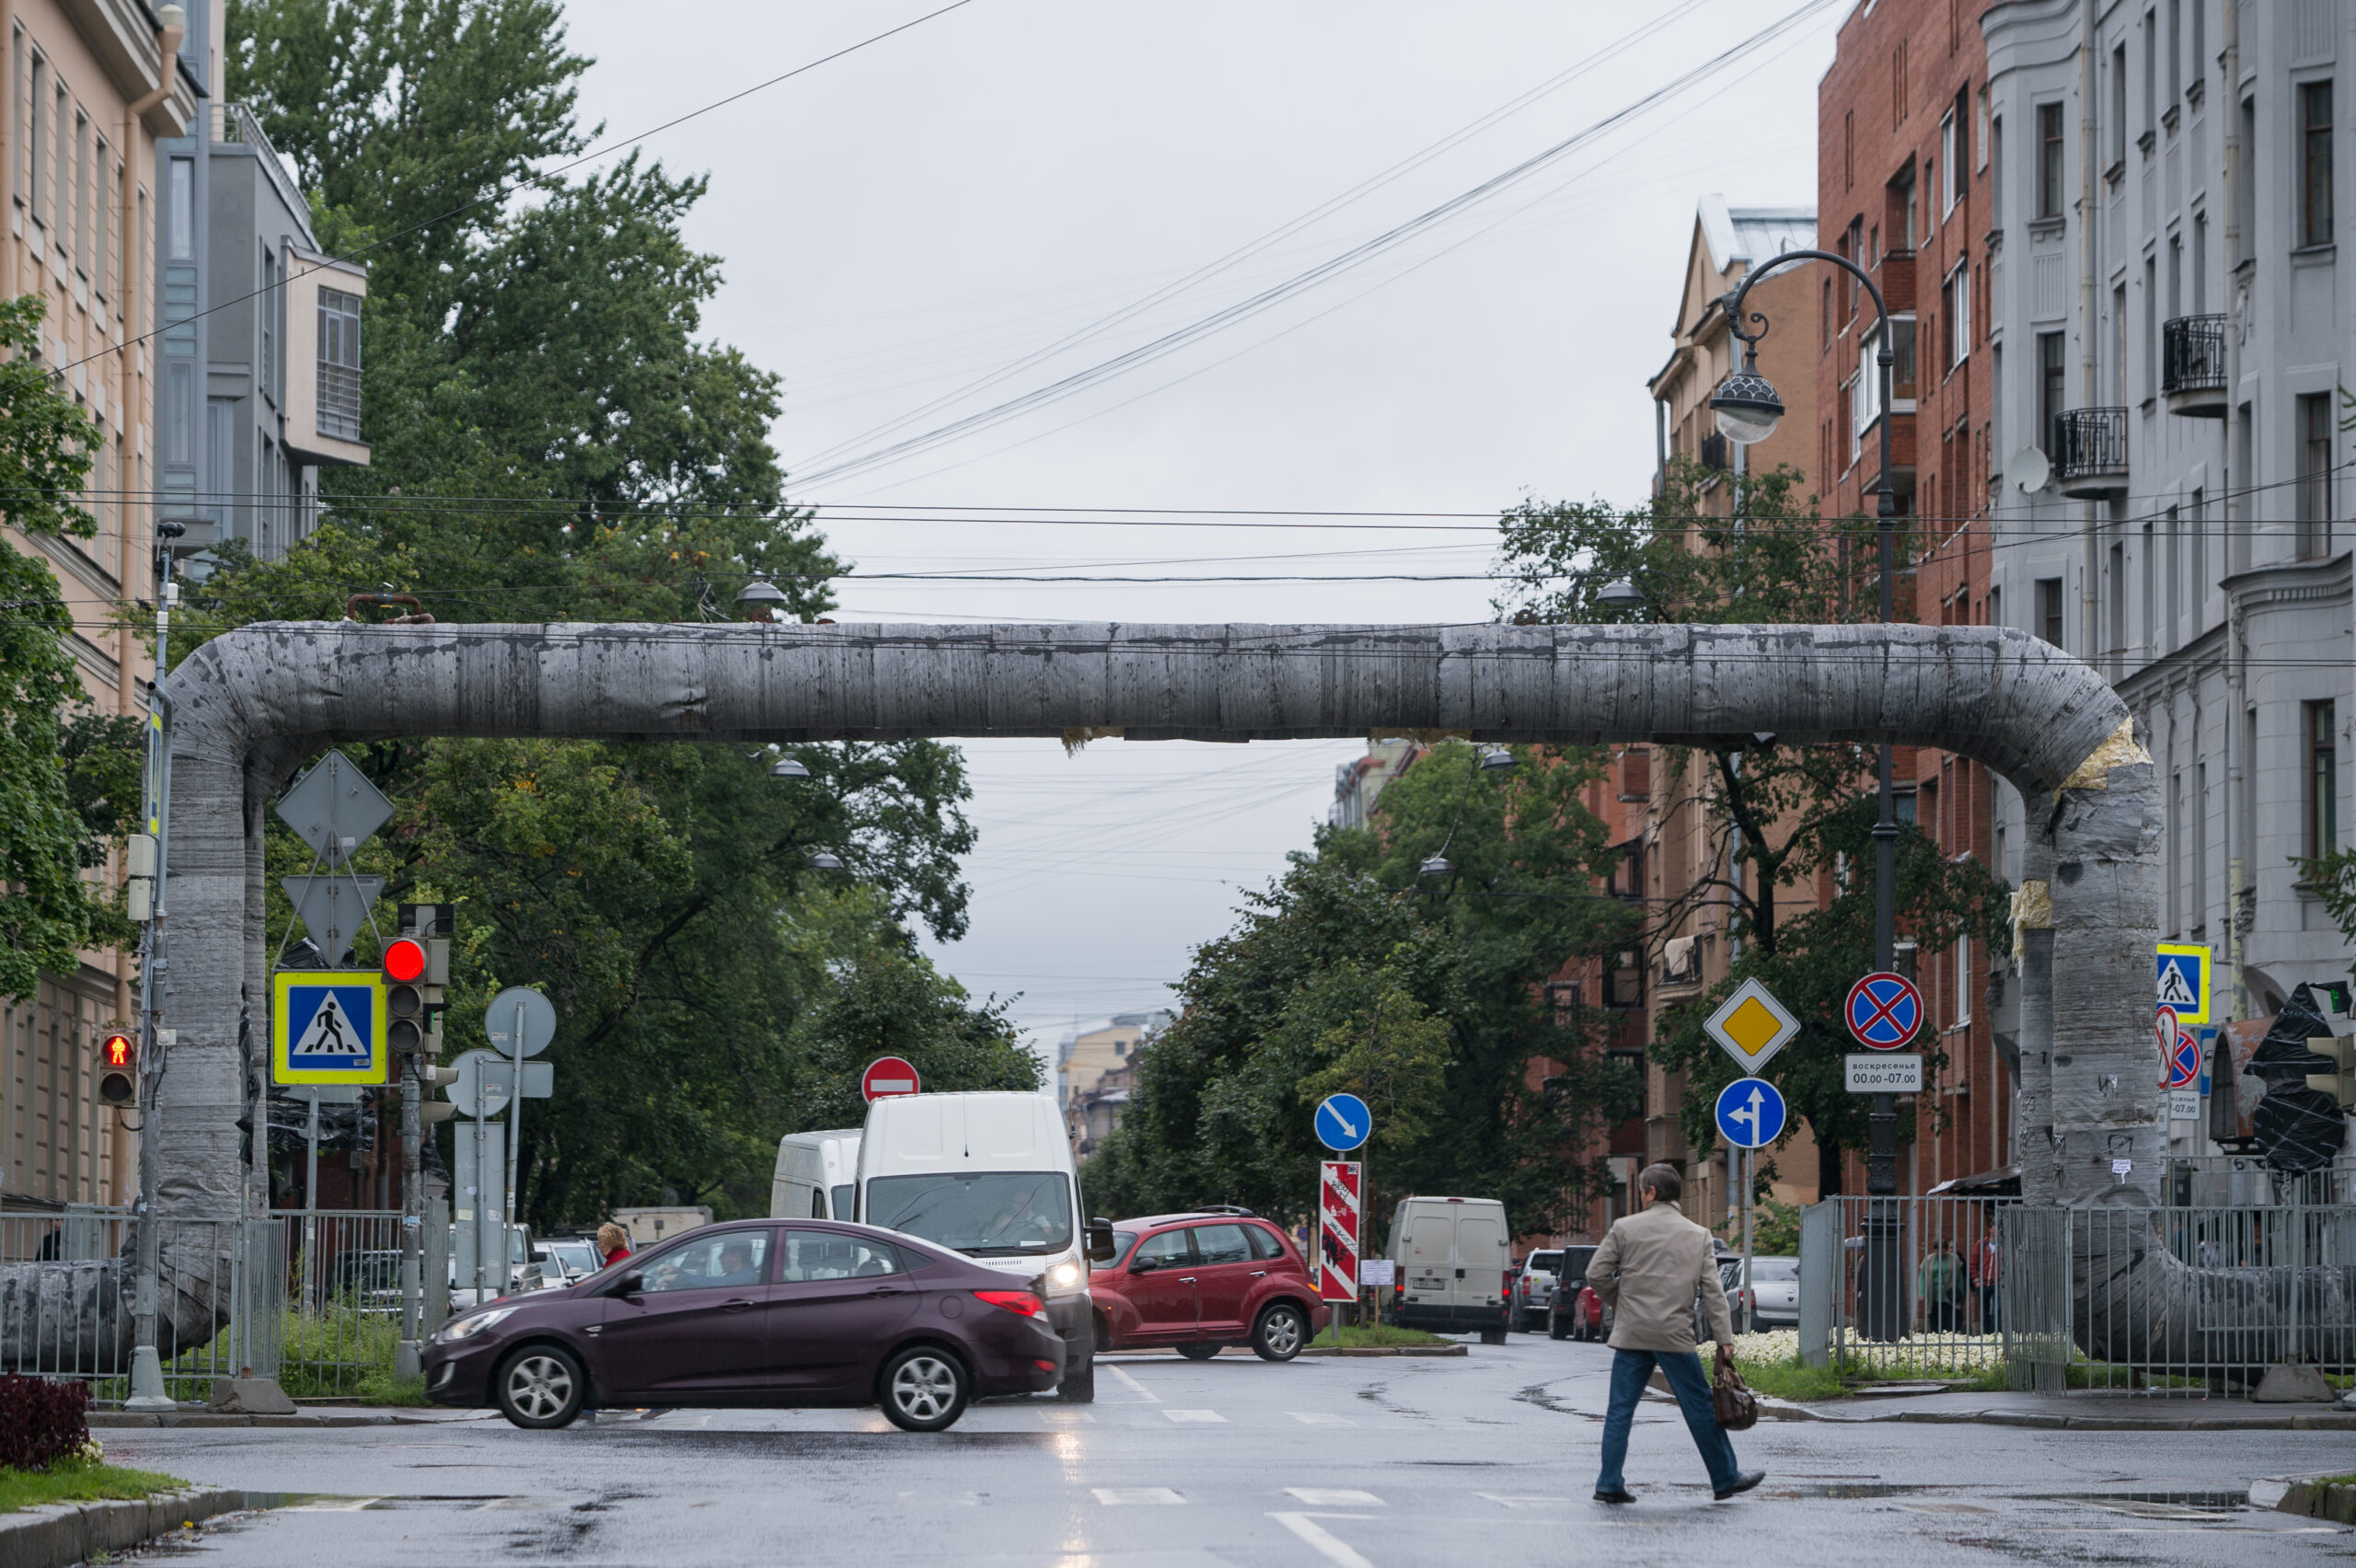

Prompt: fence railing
xmin=1797 ymin=1194 xmax=2356 ymax=1396
xmin=3 ymin=1203 xmax=450 ymax=1401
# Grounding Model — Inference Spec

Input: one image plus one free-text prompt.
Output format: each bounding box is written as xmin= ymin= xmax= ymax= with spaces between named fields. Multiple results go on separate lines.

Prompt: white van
xmin=856 ymin=1092 xmax=1113 ymax=1401
xmin=769 ymin=1128 xmax=861 ymax=1220
xmin=1389 ymin=1195 xmax=1512 ymax=1343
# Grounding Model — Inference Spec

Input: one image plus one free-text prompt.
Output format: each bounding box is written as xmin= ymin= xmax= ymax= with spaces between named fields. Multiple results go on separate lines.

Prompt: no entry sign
xmin=1844 ymin=972 xmax=1923 ymax=1050
xmin=861 ymin=1055 xmax=922 ymax=1103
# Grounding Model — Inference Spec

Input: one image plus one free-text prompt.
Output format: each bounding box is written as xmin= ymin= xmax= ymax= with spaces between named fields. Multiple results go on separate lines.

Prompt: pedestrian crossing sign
xmin=272 ymin=970 xmax=388 ymax=1085
xmin=2155 ymin=943 xmax=2211 ymax=1024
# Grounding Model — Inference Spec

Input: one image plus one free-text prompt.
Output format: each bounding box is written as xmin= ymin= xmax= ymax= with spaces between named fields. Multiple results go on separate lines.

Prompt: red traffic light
xmin=98 ymin=1032 xmax=136 ymax=1106
xmin=383 ymin=937 xmax=429 ymax=983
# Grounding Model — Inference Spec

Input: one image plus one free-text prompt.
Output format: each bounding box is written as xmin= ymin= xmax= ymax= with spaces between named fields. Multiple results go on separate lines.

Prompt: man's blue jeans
xmin=1595 ymin=1347 xmax=1740 ymax=1494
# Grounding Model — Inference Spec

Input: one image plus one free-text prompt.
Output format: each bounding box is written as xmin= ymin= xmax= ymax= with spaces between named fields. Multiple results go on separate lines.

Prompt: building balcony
xmin=2161 ymin=315 xmax=2229 ymax=418
xmin=1699 ymin=432 xmax=1729 ymax=472
xmin=2054 ymin=407 xmax=2130 ymax=499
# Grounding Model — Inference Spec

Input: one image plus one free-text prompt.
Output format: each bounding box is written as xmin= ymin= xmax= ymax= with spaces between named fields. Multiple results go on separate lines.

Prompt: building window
xmin=2038 ymin=576 xmax=2064 ymax=647
xmin=259 ymin=248 xmax=276 ymax=405
xmin=2308 ymin=700 xmax=2339 ymax=859
xmin=2166 ymin=0 xmax=2181 ymax=111
xmin=2109 ymin=43 xmax=2128 ymax=168
xmin=2037 ymin=101 xmax=2065 ymax=218
xmin=1893 ymin=38 xmax=1908 ymax=129
xmin=1943 ymin=259 xmax=1969 ymax=371
xmin=2037 ymin=329 xmax=2066 ymax=455
xmin=2299 ymin=81 xmax=2333 ymax=248
xmin=2297 ymin=391 xmax=2333 ymax=559
xmin=1977 ymin=87 xmax=1991 ymax=172
xmin=70 ymin=108 xmax=85 ymax=275
xmin=1955 ymin=932 xmax=1972 ymax=1024
xmin=318 ymin=287 xmax=364 ymax=442
xmin=1940 ymin=111 xmax=1958 ymax=217
xmin=25 ymin=53 xmax=42 ymax=227
xmin=167 ymin=156 xmax=191 ymax=260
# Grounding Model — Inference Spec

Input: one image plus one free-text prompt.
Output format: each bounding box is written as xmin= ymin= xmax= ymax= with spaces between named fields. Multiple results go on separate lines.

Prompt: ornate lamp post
xmin=1710 ymin=249 xmax=1906 ymax=1339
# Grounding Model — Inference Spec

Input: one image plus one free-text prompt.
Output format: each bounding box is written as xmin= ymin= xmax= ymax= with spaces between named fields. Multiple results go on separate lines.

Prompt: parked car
xmin=1509 ymin=1250 xmax=1561 ymax=1332
xmin=1718 ymin=1253 xmax=1798 ymax=1331
xmin=534 ymin=1238 xmax=601 ymax=1286
xmin=1090 ymin=1210 xmax=1327 ymax=1361
xmin=1541 ymin=1245 xmax=1599 ymax=1339
xmin=1389 ymin=1195 xmax=1512 ymax=1344
xmin=422 ymin=1217 xmax=1065 ymax=1431
xmin=771 ymin=1127 xmax=860 ymax=1220
xmin=1566 ymin=1283 xmax=1611 ymax=1342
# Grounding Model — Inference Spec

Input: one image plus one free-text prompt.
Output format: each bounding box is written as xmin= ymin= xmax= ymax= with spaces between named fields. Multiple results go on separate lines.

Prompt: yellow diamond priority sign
xmin=1703 ymin=977 xmax=1800 ymax=1075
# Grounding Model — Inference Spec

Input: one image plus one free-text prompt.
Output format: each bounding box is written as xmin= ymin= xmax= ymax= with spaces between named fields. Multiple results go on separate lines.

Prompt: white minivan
xmin=1388 ymin=1195 xmax=1512 ymax=1343
xmin=769 ymin=1127 xmax=861 ymax=1220
xmin=856 ymin=1092 xmax=1113 ymax=1401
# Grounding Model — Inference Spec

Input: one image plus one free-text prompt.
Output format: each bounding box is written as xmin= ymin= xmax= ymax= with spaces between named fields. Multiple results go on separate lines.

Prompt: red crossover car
xmin=1090 ymin=1210 xmax=1329 ymax=1361
xmin=422 ymin=1218 xmax=1065 ymax=1432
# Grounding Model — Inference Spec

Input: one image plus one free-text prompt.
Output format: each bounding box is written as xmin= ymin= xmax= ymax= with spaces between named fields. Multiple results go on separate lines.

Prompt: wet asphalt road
xmin=99 ymin=1334 xmax=2351 ymax=1567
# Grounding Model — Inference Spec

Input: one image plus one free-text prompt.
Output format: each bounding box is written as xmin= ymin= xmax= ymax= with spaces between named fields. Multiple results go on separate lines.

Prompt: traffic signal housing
xmin=98 ymin=1032 xmax=136 ymax=1107
xmin=2308 ymin=1035 xmax=2356 ymax=1111
xmin=383 ymin=918 xmax=449 ymax=1055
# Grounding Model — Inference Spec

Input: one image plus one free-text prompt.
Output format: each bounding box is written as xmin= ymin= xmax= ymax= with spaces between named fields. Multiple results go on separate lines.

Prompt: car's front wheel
xmin=880 ymin=1346 xmax=969 ymax=1432
xmin=1058 ymin=1345 xmax=1096 ymax=1402
xmin=1252 ymin=1302 xmax=1310 ymax=1363
xmin=495 ymin=1346 xmax=586 ymax=1430
xmin=1175 ymin=1342 xmax=1221 ymax=1361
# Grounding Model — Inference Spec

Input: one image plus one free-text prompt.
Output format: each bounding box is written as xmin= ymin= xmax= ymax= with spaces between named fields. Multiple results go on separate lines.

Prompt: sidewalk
xmin=1744 ymin=1387 xmax=2356 ymax=1430
xmin=87 ymin=1403 xmax=494 ymax=1429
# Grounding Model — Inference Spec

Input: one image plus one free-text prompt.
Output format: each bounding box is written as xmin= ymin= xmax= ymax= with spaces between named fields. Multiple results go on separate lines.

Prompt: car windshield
xmin=1095 ymin=1229 xmax=1141 ymax=1270
xmin=865 ymin=1171 xmax=1073 ymax=1257
xmin=545 ymin=1242 xmax=596 ymax=1274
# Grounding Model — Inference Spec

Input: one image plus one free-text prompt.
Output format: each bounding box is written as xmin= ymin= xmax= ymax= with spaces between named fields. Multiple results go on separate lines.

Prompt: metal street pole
xmin=303 ymin=1095 xmax=320 ymax=1313
xmin=397 ymin=1063 xmax=422 ymax=1380
xmin=124 ymin=543 xmax=178 ymax=1413
xmin=503 ymin=994 xmax=526 ymax=1294
xmin=1716 ymin=248 xmax=1905 ymax=1338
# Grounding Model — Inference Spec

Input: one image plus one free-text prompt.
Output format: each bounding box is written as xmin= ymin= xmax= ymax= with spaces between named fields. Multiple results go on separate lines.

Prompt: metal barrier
xmin=272 ymin=1205 xmax=449 ymax=1396
xmin=1796 ymin=1194 xmax=2356 ymax=1396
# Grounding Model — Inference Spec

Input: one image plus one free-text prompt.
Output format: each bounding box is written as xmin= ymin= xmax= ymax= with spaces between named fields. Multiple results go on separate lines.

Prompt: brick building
xmin=1819 ymin=0 xmax=2013 ymax=1196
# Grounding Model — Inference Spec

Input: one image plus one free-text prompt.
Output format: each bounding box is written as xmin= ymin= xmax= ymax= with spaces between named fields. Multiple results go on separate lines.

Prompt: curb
xmin=2267 ymin=1473 xmax=2356 ymax=1523
xmin=1638 ymin=1387 xmax=2356 ymax=1431
xmin=0 ymin=1486 xmax=246 ymax=1568
xmin=90 ymin=1409 xmax=471 ymax=1428
xmin=1299 ymin=1344 xmax=1469 ymax=1358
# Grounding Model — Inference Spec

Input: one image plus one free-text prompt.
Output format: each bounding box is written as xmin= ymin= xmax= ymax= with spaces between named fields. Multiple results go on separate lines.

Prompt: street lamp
xmin=1596 ymin=578 xmax=1646 ymax=614
xmin=1710 ymin=248 xmax=1906 ymax=1332
xmin=769 ymin=755 xmax=811 ymax=779
xmin=733 ymin=571 xmax=789 ymax=620
xmin=808 ymin=849 xmax=845 ymax=871
xmin=1478 ymin=747 xmax=1518 ymax=773
xmin=1417 ymin=852 xmax=1452 ymax=880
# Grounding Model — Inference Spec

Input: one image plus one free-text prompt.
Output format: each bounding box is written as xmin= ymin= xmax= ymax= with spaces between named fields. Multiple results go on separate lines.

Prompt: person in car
xmin=1588 ymin=1163 xmax=1763 ymax=1505
xmin=711 ymin=1240 xmax=763 ymax=1286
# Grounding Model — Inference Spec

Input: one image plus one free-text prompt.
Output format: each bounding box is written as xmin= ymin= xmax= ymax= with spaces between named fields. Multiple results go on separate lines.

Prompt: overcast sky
xmin=559 ymin=0 xmax=1839 ymax=1077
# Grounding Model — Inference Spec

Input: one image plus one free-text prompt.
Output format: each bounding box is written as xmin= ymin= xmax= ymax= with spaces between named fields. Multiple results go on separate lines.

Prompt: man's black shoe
xmin=1713 ymin=1471 xmax=1765 ymax=1501
xmin=1592 ymin=1490 xmax=1637 ymax=1505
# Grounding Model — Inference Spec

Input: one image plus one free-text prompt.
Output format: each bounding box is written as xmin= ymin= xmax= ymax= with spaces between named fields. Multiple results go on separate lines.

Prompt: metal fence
xmin=3 ymin=1203 xmax=449 ymax=1401
xmin=1797 ymin=1194 xmax=2356 ymax=1396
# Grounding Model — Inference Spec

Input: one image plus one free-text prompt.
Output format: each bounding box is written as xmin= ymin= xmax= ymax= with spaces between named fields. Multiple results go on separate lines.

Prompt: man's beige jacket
xmin=1586 ymin=1198 xmax=1732 ymax=1353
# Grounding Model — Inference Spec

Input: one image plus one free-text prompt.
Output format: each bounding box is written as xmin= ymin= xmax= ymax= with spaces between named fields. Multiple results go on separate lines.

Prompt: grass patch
xmin=1322 ymin=1322 xmax=1451 ymax=1348
xmin=1731 ymin=1350 xmax=2005 ymax=1403
xmin=0 ymin=1456 xmax=188 ymax=1514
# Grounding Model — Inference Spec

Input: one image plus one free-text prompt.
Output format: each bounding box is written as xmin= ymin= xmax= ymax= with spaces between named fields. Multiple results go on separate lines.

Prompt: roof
xmin=1696 ymin=194 xmax=1817 ymax=279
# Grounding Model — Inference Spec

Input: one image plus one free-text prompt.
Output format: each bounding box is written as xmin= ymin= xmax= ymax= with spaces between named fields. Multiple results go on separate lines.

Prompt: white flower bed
xmin=1729 ymin=1328 xmax=2007 ymax=1376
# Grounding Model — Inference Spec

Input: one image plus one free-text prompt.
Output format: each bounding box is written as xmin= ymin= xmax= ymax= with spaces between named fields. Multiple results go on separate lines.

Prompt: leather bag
xmin=1712 ymin=1356 xmax=1760 ymax=1431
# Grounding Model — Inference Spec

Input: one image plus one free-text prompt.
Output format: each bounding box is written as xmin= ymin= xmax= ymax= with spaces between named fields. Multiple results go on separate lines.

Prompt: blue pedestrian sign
xmin=1314 ymin=1093 xmax=1372 ymax=1153
xmin=2155 ymin=943 xmax=2211 ymax=1023
xmin=1714 ymin=1078 xmax=1786 ymax=1149
xmin=271 ymin=970 xmax=388 ymax=1086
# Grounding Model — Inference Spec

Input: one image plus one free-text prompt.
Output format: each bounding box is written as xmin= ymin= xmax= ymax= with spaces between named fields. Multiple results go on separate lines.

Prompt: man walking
xmin=1588 ymin=1163 xmax=1762 ymax=1505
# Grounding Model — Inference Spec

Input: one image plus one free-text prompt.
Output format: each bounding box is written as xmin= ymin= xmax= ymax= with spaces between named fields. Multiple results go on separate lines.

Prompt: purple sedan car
xmin=423 ymin=1219 xmax=1065 ymax=1431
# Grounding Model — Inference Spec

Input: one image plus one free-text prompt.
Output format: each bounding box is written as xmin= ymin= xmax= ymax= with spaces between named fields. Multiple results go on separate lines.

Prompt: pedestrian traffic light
xmin=2307 ymin=1036 xmax=2356 ymax=1111
xmin=98 ymin=1032 xmax=136 ymax=1107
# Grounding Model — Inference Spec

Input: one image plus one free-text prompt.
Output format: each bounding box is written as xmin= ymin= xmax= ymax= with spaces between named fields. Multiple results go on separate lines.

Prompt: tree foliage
xmin=208 ymin=1 xmax=1024 ymax=1223
xmin=1494 ymin=461 xmax=2010 ymax=1192
xmin=1083 ymin=744 xmax=1643 ymax=1241
xmin=0 ymin=293 xmax=119 ymax=999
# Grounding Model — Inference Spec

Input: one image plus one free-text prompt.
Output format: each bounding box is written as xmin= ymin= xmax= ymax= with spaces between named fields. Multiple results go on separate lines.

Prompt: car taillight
xmin=975 ymin=1289 xmax=1046 ymax=1317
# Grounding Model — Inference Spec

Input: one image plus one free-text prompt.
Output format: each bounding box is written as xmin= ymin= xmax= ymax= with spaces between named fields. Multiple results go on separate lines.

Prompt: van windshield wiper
xmin=962 ymin=1242 xmax=1059 ymax=1257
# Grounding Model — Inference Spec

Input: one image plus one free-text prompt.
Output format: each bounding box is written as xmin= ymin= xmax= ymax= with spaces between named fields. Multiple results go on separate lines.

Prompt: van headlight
xmin=1046 ymin=1262 xmax=1083 ymax=1292
xmin=434 ymin=1307 xmax=517 ymax=1343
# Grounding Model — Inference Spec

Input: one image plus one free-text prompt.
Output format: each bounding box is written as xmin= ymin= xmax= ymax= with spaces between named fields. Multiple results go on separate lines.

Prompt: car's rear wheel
xmin=1252 ymin=1302 xmax=1310 ymax=1363
xmin=495 ymin=1346 xmax=585 ymax=1430
xmin=880 ymin=1346 xmax=969 ymax=1432
xmin=1175 ymin=1342 xmax=1221 ymax=1361
xmin=1478 ymin=1325 xmax=1508 ymax=1345
xmin=1549 ymin=1307 xmax=1570 ymax=1341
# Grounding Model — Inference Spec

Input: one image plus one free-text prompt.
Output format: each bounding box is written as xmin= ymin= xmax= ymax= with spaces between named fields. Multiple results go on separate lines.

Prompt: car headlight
xmin=435 ymin=1307 xmax=518 ymax=1343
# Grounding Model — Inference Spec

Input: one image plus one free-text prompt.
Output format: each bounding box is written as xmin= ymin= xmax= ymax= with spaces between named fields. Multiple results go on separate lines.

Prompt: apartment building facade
xmin=0 ymin=0 xmax=193 ymax=1208
xmin=1981 ymin=0 xmax=2353 ymax=1088
xmin=1058 ymin=1011 xmax=1168 ymax=1158
xmin=1817 ymin=0 xmax=2012 ymax=1196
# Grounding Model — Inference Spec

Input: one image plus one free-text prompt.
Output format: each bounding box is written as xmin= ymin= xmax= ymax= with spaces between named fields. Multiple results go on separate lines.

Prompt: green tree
xmin=1087 ymin=744 xmax=1643 ymax=1240
xmin=1495 ymin=461 xmax=2011 ymax=1193
xmin=0 ymin=293 xmax=119 ymax=999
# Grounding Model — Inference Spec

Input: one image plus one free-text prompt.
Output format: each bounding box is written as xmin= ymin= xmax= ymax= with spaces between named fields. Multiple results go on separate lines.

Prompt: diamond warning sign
xmin=272 ymin=970 xmax=388 ymax=1085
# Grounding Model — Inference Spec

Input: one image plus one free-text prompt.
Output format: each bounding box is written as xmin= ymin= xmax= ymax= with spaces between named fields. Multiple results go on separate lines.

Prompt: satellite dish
xmin=2008 ymin=445 xmax=2052 ymax=495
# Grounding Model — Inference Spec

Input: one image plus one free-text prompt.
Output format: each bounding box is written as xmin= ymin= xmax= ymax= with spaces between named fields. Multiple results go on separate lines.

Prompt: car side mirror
xmin=1086 ymin=1217 xmax=1116 ymax=1262
xmin=616 ymin=1271 xmax=643 ymax=1297
xmin=1129 ymin=1254 xmax=1157 ymax=1274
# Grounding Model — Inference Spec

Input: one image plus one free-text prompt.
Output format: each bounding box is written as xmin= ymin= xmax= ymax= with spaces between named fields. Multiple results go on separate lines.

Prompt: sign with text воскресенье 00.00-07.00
xmin=1844 ymin=1054 xmax=1923 ymax=1093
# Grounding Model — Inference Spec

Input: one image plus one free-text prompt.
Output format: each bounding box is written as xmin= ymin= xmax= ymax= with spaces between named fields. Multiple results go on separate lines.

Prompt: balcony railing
xmin=2054 ymin=407 xmax=2130 ymax=498
xmin=2162 ymin=314 xmax=2229 ymax=417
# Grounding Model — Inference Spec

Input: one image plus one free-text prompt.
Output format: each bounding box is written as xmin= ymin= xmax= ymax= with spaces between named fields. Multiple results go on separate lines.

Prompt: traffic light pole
xmin=397 ymin=1064 xmax=422 ymax=1380
xmin=124 ymin=561 xmax=178 ymax=1413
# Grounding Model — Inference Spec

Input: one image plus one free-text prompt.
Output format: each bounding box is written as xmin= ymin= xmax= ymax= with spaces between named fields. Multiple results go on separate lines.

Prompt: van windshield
xmin=865 ymin=1171 xmax=1073 ymax=1257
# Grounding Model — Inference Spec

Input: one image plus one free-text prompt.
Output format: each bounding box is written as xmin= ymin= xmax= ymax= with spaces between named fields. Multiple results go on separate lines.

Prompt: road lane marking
xmin=1269 ymin=1512 xmax=1378 ymax=1568
xmin=1286 ymin=1489 xmax=1381 ymax=1506
xmin=1287 ymin=1412 xmax=1353 ymax=1427
xmin=1093 ymin=1488 xmax=1185 ymax=1505
xmin=1164 ymin=1409 xmax=1227 ymax=1423
xmin=1477 ymin=1494 xmax=1565 ymax=1509
xmin=1106 ymin=1364 xmax=1161 ymax=1402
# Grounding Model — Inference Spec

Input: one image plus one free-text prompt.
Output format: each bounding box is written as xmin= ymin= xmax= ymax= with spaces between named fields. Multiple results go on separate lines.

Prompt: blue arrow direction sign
xmin=1314 ymin=1092 xmax=1372 ymax=1153
xmin=1714 ymin=1078 xmax=1786 ymax=1149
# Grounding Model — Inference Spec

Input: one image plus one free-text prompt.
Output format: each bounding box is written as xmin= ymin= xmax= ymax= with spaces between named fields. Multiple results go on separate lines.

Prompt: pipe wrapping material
xmin=8 ymin=618 xmax=2172 ymax=1366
